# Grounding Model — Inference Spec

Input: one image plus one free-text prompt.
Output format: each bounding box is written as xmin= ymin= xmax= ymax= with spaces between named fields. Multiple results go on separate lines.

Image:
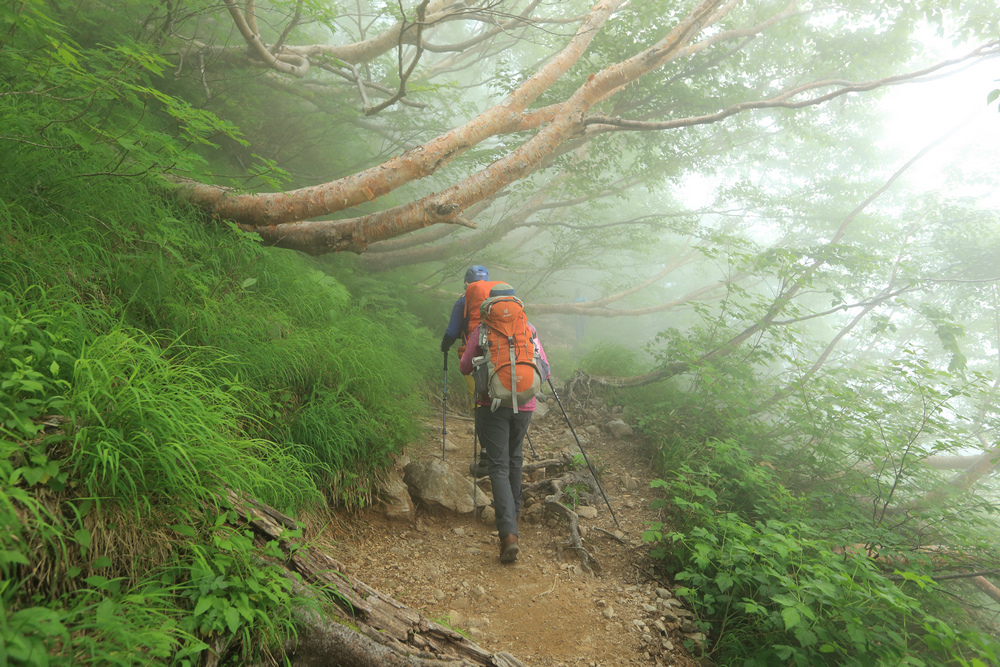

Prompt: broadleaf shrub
xmin=643 ymin=440 xmax=1000 ymax=666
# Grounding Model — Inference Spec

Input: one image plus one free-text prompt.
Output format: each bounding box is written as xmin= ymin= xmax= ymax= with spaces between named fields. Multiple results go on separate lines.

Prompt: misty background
xmin=3 ymin=1 xmax=1000 ymax=664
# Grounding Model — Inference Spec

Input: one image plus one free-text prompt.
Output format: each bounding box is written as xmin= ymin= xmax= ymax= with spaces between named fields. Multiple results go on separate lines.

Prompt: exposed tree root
xmin=592 ymin=526 xmax=627 ymax=544
xmin=521 ymin=470 xmax=602 ymax=574
xmin=544 ymin=494 xmax=601 ymax=574
xmin=521 ymin=452 xmax=575 ymax=474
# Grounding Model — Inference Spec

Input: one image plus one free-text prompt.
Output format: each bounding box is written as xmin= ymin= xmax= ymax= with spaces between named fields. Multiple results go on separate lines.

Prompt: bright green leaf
xmin=781 ymin=606 xmax=801 ymax=631
xmin=170 ymin=524 xmax=198 ymax=538
xmin=74 ymin=528 xmax=92 ymax=550
xmin=224 ymin=606 xmax=240 ymax=633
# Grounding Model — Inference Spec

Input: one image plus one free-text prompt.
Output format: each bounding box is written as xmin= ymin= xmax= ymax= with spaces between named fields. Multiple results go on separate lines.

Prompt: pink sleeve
xmin=460 ymin=325 xmax=480 ymax=375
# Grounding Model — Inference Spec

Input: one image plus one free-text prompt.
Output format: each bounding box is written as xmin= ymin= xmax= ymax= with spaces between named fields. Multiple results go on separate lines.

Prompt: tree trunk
xmin=169 ymin=0 xmax=626 ymax=229
xmin=169 ymin=0 xmax=745 ymax=254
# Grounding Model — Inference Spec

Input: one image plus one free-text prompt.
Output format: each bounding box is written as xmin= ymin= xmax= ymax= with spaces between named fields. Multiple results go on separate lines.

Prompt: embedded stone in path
xmin=404 ymin=458 xmax=491 ymax=514
xmin=375 ymin=467 xmax=413 ymax=519
xmin=607 ymin=418 xmax=633 ymax=437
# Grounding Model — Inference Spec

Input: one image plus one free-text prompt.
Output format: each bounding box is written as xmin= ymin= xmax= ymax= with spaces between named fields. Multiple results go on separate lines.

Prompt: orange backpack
xmin=457 ymin=280 xmax=505 ymax=357
xmin=463 ymin=280 xmax=505 ymax=341
xmin=471 ymin=286 xmax=547 ymax=412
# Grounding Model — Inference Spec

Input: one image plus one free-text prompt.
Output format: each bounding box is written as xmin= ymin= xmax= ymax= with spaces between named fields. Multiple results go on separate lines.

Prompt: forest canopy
xmin=7 ymin=0 xmax=998 ymax=268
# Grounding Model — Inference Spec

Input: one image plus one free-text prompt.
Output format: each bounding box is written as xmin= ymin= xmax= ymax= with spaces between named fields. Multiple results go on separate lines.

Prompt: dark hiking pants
xmin=475 ymin=406 xmax=533 ymax=538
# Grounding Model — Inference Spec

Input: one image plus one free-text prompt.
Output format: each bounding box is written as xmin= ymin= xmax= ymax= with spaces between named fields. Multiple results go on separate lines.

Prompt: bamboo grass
xmin=0 ymin=58 xmax=438 ymax=661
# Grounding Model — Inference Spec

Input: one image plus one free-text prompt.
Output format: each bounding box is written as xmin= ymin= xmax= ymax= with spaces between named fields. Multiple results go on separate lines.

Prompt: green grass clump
xmin=69 ymin=327 xmax=320 ymax=513
xmin=0 ymin=17 xmax=440 ymax=660
xmin=0 ymin=130 xmax=436 ymax=505
xmin=0 ymin=121 xmax=437 ymax=664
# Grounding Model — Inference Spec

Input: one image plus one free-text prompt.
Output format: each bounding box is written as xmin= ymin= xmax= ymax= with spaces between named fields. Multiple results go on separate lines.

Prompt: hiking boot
xmin=499 ymin=534 xmax=519 ymax=563
xmin=469 ymin=460 xmax=490 ymax=478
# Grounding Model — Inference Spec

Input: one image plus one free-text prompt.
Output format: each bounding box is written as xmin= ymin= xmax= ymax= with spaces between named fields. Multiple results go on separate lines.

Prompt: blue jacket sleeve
xmin=440 ymin=296 xmax=467 ymax=351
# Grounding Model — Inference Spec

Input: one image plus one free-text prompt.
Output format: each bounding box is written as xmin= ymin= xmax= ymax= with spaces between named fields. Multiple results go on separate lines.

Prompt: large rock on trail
xmin=374 ymin=467 xmax=414 ymax=520
xmin=404 ymin=459 xmax=491 ymax=514
xmin=606 ymin=418 xmax=633 ymax=437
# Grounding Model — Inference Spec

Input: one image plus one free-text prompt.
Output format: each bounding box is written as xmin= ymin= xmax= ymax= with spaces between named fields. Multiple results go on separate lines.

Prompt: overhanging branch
xmin=583 ymin=41 xmax=1000 ymax=132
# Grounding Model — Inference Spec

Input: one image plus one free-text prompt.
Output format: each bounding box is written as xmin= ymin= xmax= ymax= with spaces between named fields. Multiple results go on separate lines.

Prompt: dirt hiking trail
xmin=322 ymin=395 xmax=705 ymax=667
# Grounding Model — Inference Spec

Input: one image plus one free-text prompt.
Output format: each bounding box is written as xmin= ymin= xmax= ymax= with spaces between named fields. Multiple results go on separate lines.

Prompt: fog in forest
xmin=4 ymin=1 xmax=1000 ymax=664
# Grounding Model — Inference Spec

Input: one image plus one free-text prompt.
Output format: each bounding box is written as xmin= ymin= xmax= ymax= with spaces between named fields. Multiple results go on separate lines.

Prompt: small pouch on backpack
xmin=472 ymin=355 xmax=490 ymax=396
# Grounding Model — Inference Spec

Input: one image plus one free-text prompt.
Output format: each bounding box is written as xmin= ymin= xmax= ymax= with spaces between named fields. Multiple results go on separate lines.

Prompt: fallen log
xmin=224 ymin=489 xmax=525 ymax=667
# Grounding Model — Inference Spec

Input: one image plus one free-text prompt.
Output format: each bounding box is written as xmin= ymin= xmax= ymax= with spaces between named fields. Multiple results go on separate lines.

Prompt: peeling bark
xmin=170 ymin=0 xmax=626 ymax=231
xmin=230 ymin=0 xmax=731 ymax=252
xmin=165 ymin=0 xmax=999 ymax=257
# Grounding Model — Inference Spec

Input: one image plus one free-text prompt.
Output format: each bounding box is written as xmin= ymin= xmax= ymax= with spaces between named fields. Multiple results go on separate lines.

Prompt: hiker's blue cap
xmin=465 ymin=265 xmax=489 ymax=283
xmin=489 ymin=283 xmax=516 ymax=297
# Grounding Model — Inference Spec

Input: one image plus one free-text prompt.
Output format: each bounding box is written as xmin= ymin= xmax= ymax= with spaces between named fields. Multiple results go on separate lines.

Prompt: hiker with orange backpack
xmin=460 ymin=283 xmax=549 ymax=564
xmin=441 ymin=265 xmax=491 ymax=407
xmin=442 ymin=265 xmax=512 ymax=476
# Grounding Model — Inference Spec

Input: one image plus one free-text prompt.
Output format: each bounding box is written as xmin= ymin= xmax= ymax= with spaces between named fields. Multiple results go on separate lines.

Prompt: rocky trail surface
xmin=321 ymin=395 xmax=705 ymax=667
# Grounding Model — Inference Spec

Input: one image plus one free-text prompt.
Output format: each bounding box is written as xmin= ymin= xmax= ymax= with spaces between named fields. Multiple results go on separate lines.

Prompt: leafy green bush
xmin=1 ymin=289 xmax=86 ymax=581
xmin=0 ymin=286 xmax=316 ymax=664
xmin=579 ymin=342 xmax=645 ymax=377
xmin=0 ymin=126 xmax=435 ymax=508
xmin=165 ymin=521 xmax=307 ymax=664
xmin=0 ymin=284 xmax=321 ymax=565
xmin=0 ymin=8 xmax=442 ymax=659
xmin=0 ymin=518 xmax=315 ymax=666
xmin=643 ymin=440 xmax=1000 ymax=666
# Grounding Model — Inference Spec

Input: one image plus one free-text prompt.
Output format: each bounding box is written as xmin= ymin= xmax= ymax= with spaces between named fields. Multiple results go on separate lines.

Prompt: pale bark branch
xmin=972 ymin=576 xmax=1000 ymax=605
xmin=422 ymin=0 xmax=543 ymax=53
xmin=171 ymin=0 xmax=626 ymax=232
xmin=271 ymin=0 xmax=303 ymax=54
xmin=366 ymin=0 xmax=431 ymax=115
xmin=172 ymin=5 xmax=998 ymax=257
xmin=534 ymin=278 xmax=728 ymax=317
xmin=582 ymin=41 xmax=1000 ymax=132
xmin=222 ymin=0 xmax=310 ymax=77
xmin=516 ymin=1 xmax=794 ymax=131
xmin=568 ymin=114 xmax=954 ymax=385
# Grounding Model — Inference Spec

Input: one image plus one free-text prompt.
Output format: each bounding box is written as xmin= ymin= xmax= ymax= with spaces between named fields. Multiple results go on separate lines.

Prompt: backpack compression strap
xmin=509 ymin=335 xmax=518 ymax=413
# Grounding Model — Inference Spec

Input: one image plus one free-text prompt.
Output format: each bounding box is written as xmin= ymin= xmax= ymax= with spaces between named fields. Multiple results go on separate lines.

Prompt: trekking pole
xmin=442 ymin=352 xmax=448 ymax=461
xmin=525 ymin=430 xmax=539 ymax=460
xmin=471 ymin=408 xmax=478 ymax=517
xmin=546 ymin=377 xmax=620 ymax=529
